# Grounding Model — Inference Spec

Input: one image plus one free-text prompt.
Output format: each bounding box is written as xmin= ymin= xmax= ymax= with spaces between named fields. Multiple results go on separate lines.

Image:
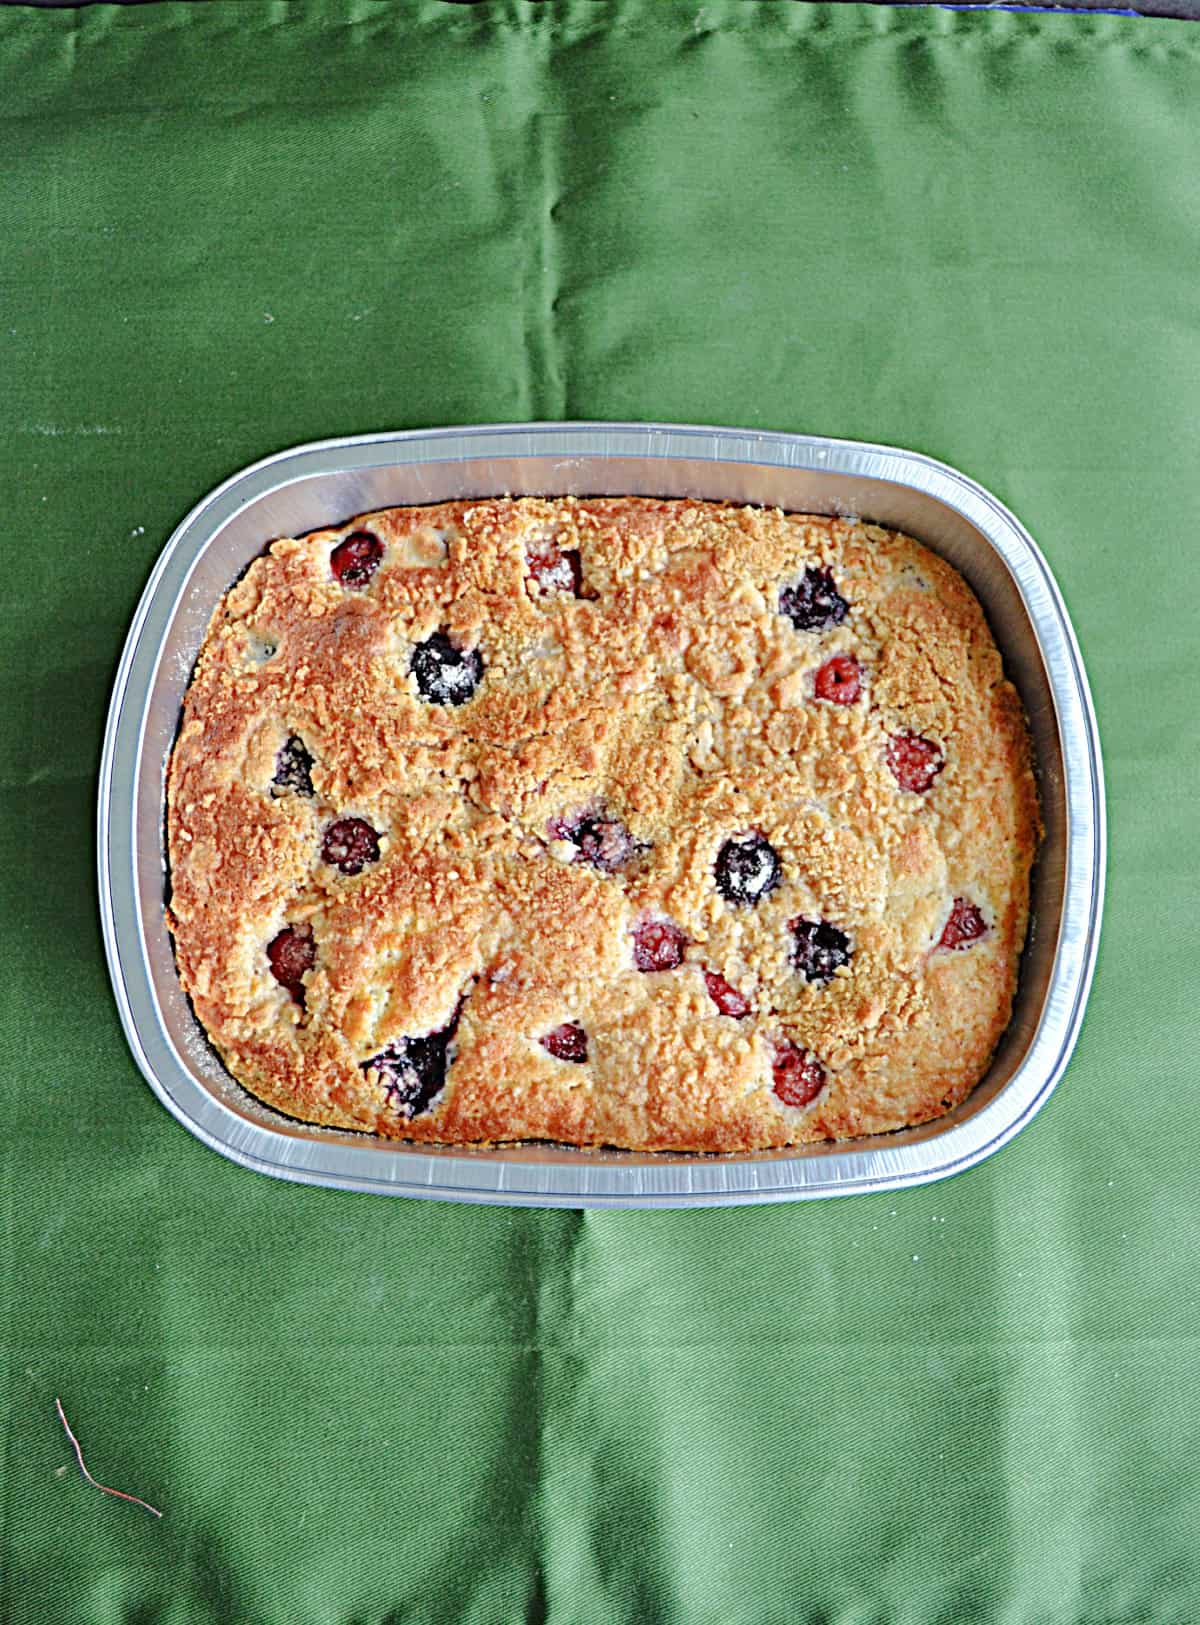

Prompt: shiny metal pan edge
xmin=97 ymin=423 xmax=1105 ymax=1207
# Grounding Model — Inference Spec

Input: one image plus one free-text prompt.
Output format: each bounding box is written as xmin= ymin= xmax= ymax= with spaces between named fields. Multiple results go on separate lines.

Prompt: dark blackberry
xmin=411 ymin=630 xmax=484 ymax=707
xmin=779 ymin=567 xmax=849 ymax=632
xmin=548 ymin=809 xmax=640 ymax=873
xmin=790 ymin=918 xmax=852 ymax=983
xmin=362 ymin=1024 xmax=455 ymax=1120
xmin=272 ymin=735 xmax=314 ymax=798
xmin=714 ymin=833 xmax=781 ymax=906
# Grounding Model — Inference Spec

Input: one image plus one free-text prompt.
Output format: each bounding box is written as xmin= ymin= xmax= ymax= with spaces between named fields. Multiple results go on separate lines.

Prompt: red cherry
xmin=771 ymin=1040 xmax=826 ymax=1108
xmin=938 ymin=897 xmax=988 ymax=951
xmin=330 ymin=530 xmax=383 ymax=588
xmin=267 ymin=923 xmax=315 ymax=1003
xmin=540 ymin=1022 xmax=588 ymax=1063
xmin=886 ymin=730 xmax=944 ymax=793
xmin=527 ymin=545 xmax=584 ymax=596
xmin=704 ymin=970 xmax=752 ymax=1019
xmin=814 ymin=654 xmax=862 ymax=705
xmin=632 ymin=919 xmax=688 ymax=973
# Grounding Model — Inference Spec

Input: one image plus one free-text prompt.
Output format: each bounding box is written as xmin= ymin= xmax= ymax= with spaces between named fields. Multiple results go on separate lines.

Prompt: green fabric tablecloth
xmin=2 ymin=3 xmax=1198 ymax=1620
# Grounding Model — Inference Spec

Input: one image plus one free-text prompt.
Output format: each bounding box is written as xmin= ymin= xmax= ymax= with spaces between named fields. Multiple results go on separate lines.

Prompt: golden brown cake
xmin=166 ymin=497 xmax=1040 ymax=1153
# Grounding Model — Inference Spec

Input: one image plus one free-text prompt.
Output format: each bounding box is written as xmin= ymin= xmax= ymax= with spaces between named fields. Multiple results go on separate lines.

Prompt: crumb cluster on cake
xmin=166 ymin=497 xmax=1040 ymax=1152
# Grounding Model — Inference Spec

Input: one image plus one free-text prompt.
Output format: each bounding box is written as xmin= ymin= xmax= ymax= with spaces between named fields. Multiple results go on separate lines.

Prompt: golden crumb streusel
xmin=166 ymin=497 xmax=1040 ymax=1153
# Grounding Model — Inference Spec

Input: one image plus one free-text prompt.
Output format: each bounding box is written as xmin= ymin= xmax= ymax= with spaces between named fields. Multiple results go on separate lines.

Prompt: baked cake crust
xmin=166 ymin=497 xmax=1040 ymax=1153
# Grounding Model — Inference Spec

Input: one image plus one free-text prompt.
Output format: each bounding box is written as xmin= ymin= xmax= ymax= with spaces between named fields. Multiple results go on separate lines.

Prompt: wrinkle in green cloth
xmin=2 ymin=3 xmax=1199 ymax=1622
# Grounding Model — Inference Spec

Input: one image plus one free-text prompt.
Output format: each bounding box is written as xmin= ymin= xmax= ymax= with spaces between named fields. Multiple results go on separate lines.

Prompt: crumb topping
xmin=166 ymin=497 xmax=1040 ymax=1152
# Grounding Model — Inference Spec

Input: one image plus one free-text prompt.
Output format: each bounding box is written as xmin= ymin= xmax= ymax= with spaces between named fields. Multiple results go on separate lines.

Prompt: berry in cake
xmin=330 ymin=530 xmax=383 ymax=588
xmin=528 ymin=543 xmax=584 ymax=596
xmin=267 ymin=923 xmax=315 ymax=1005
xmin=886 ymin=730 xmax=944 ymax=794
xmin=540 ymin=1021 xmax=588 ymax=1063
xmin=814 ymin=653 xmax=862 ymax=705
xmin=938 ymin=897 xmax=988 ymax=951
xmin=320 ymin=818 xmax=380 ymax=877
xmin=779 ymin=566 xmax=849 ymax=632
xmin=272 ymin=735 xmax=315 ymax=798
xmin=411 ymin=630 xmax=484 ymax=707
xmin=714 ymin=833 xmax=781 ymax=906
xmin=632 ymin=919 xmax=688 ymax=972
xmin=704 ymin=970 xmax=752 ymax=1019
xmin=790 ymin=918 xmax=853 ymax=984
xmin=362 ymin=1024 xmax=455 ymax=1119
xmin=547 ymin=808 xmax=640 ymax=873
xmin=771 ymin=1040 xmax=827 ymax=1108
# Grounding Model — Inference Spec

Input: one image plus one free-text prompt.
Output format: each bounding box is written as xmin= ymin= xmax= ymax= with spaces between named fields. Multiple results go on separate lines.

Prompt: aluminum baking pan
xmin=98 ymin=423 xmax=1104 ymax=1207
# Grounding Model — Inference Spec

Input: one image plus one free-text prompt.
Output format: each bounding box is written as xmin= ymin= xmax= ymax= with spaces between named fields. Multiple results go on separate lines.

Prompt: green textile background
xmin=1 ymin=3 xmax=1197 ymax=1621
